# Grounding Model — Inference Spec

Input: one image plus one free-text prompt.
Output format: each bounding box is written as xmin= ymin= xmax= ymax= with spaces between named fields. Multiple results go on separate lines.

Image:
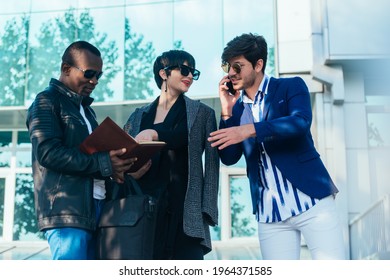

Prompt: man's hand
xmin=109 ymin=148 xmax=137 ymax=183
xmin=219 ymin=76 xmax=240 ymax=117
xmin=128 ymin=159 xmax=152 ymax=180
xmin=208 ymin=124 xmax=256 ymax=150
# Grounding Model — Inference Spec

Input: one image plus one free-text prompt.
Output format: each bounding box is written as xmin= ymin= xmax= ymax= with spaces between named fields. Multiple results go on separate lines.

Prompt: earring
xmin=164 ymin=79 xmax=167 ymax=92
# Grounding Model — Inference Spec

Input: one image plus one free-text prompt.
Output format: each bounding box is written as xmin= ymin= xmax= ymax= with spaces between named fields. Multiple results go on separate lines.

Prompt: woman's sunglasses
xmin=164 ymin=64 xmax=200 ymax=80
xmin=67 ymin=63 xmax=103 ymax=80
xmin=221 ymin=62 xmax=243 ymax=74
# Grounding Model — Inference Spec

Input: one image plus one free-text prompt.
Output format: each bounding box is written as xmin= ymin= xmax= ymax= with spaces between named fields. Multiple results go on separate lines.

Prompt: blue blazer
xmin=219 ymin=76 xmax=338 ymax=214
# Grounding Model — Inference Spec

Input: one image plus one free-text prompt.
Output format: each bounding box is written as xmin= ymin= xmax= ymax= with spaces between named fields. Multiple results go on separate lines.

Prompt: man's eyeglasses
xmin=221 ymin=62 xmax=243 ymax=74
xmin=67 ymin=63 xmax=103 ymax=80
xmin=164 ymin=64 xmax=200 ymax=80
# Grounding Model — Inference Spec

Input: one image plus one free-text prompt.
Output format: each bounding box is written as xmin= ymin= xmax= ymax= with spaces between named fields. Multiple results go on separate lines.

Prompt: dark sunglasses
xmin=67 ymin=63 xmax=103 ymax=80
xmin=221 ymin=62 xmax=243 ymax=74
xmin=164 ymin=64 xmax=200 ymax=80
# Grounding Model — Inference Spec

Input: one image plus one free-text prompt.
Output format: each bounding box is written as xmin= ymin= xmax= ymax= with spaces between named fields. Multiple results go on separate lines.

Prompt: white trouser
xmin=258 ymin=195 xmax=346 ymax=260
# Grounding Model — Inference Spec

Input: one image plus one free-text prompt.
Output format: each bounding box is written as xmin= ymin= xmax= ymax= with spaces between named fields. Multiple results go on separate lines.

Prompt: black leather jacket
xmin=26 ymin=78 xmax=112 ymax=231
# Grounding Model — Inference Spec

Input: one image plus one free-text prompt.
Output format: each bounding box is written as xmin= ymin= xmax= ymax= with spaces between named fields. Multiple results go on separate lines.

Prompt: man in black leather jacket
xmin=26 ymin=41 xmax=135 ymax=259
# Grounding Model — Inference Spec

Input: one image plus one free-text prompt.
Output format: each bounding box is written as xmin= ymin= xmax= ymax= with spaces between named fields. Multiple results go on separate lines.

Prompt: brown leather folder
xmin=80 ymin=117 xmax=166 ymax=173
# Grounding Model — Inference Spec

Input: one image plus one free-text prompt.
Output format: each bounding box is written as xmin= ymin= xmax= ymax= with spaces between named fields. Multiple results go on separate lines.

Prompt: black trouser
xmin=153 ymin=209 xmax=203 ymax=260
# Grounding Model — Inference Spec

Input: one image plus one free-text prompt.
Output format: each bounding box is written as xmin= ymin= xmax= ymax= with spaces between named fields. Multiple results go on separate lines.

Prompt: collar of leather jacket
xmin=49 ymin=78 xmax=94 ymax=107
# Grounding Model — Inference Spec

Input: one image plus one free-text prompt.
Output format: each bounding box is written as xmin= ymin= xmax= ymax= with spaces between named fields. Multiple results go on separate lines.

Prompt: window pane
xmin=13 ymin=173 xmax=43 ymax=241
xmin=230 ymin=176 xmax=257 ymax=238
xmin=16 ymin=151 xmax=32 ymax=168
xmin=0 ymin=132 xmax=12 ymax=147
xmin=0 ymin=151 xmax=11 ymax=167
xmin=17 ymin=131 xmax=31 ymax=147
xmin=210 ymin=193 xmax=221 ymax=241
xmin=2 ymin=0 xmax=275 ymax=104
xmin=0 ymin=178 xmax=5 ymax=238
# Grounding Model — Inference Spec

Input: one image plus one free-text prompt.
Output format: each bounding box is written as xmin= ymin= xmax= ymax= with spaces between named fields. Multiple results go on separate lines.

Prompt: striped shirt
xmin=242 ymin=75 xmax=318 ymax=223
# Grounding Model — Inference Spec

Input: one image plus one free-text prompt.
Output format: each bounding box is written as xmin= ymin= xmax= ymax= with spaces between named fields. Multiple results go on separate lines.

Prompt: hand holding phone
xmin=226 ymin=80 xmax=235 ymax=94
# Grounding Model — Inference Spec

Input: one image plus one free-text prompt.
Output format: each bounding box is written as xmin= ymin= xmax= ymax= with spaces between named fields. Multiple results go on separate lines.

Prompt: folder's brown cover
xmin=80 ymin=117 xmax=166 ymax=173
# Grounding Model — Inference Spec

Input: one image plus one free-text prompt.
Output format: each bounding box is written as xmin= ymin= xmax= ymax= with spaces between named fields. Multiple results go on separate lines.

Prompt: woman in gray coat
xmin=124 ymin=50 xmax=219 ymax=259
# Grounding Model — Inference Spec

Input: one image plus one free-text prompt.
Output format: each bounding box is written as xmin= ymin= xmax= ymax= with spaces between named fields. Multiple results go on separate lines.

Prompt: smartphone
xmin=226 ymin=80 xmax=235 ymax=94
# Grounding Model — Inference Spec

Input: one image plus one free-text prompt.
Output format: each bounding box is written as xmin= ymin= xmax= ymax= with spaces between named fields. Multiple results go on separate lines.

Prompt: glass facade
xmin=0 ymin=0 xmax=275 ymax=243
xmin=230 ymin=176 xmax=257 ymax=238
xmin=13 ymin=173 xmax=40 ymax=241
xmin=0 ymin=0 xmax=275 ymax=106
xmin=0 ymin=178 xmax=4 ymax=238
xmin=0 ymin=130 xmax=35 ymax=241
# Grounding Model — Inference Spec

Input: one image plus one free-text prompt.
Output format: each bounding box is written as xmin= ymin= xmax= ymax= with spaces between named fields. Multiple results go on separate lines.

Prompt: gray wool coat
xmin=123 ymin=95 xmax=220 ymax=254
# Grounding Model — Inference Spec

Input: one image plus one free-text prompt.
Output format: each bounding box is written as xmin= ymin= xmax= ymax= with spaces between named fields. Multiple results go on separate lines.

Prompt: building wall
xmin=276 ymin=0 xmax=313 ymax=74
xmin=277 ymin=0 xmax=390 ymax=258
xmin=325 ymin=0 xmax=390 ymax=59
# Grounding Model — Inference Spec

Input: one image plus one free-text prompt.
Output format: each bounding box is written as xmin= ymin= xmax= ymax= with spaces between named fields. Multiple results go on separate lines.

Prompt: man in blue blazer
xmin=208 ymin=33 xmax=346 ymax=260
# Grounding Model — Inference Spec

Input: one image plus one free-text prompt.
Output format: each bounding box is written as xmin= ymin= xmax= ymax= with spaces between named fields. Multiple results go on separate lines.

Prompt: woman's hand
xmin=135 ymin=129 xmax=159 ymax=142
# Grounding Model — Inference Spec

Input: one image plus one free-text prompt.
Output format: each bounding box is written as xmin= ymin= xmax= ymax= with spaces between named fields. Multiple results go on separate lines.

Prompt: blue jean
xmin=44 ymin=199 xmax=105 ymax=260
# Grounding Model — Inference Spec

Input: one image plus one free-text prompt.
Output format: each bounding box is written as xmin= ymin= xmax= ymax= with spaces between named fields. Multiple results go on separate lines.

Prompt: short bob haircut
xmin=153 ymin=50 xmax=196 ymax=89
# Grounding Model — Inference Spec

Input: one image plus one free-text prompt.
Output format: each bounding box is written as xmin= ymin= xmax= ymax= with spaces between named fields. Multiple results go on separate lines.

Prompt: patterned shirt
xmin=242 ymin=75 xmax=318 ymax=223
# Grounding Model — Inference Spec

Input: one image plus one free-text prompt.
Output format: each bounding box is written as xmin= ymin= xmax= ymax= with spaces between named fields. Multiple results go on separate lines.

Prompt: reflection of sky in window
xmin=16 ymin=151 xmax=32 ymax=167
xmin=0 ymin=0 xmax=275 ymax=101
xmin=0 ymin=151 xmax=11 ymax=167
xmin=14 ymin=173 xmax=42 ymax=241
